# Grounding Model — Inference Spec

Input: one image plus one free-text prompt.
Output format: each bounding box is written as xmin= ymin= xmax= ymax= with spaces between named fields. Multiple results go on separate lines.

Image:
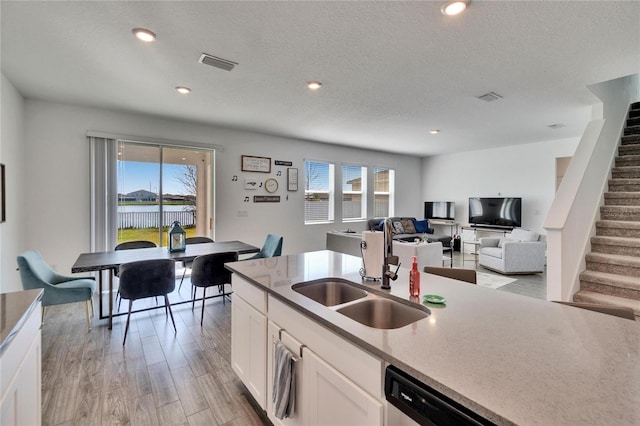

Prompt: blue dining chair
xmin=249 ymin=234 xmax=283 ymax=259
xmin=17 ymin=250 xmax=96 ymax=331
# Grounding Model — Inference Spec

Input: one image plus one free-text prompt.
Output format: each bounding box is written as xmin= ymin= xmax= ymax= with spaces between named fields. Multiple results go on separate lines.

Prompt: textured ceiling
xmin=2 ymin=1 xmax=639 ymax=156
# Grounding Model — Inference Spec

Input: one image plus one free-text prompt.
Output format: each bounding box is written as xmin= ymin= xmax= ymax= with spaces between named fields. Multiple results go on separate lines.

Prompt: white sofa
xmin=326 ymin=231 xmax=446 ymax=270
xmin=478 ymin=228 xmax=545 ymax=274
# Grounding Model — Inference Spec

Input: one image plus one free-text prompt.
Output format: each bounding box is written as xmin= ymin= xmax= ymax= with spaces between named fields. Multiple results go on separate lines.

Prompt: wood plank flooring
xmin=40 ymin=260 xmax=545 ymax=425
xmin=40 ymin=284 xmax=265 ymax=426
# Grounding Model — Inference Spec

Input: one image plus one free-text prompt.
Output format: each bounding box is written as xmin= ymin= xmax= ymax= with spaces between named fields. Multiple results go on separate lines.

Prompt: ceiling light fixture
xmin=175 ymin=86 xmax=191 ymax=94
xmin=440 ymin=0 xmax=469 ymax=16
xmin=132 ymin=28 xmax=156 ymax=42
xmin=429 ymin=130 xmax=440 ymax=134
xmin=307 ymin=81 xmax=322 ymax=91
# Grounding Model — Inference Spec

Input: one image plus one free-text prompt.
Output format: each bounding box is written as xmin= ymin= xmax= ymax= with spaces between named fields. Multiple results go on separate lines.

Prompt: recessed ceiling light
xmin=307 ymin=81 xmax=322 ymax=91
xmin=132 ymin=28 xmax=156 ymax=42
xmin=176 ymin=86 xmax=191 ymax=94
xmin=441 ymin=0 xmax=469 ymax=16
xmin=429 ymin=130 xmax=440 ymax=135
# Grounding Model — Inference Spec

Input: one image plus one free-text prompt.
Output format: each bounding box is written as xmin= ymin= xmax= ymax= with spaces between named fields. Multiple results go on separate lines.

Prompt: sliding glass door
xmin=116 ymin=142 xmax=213 ymax=246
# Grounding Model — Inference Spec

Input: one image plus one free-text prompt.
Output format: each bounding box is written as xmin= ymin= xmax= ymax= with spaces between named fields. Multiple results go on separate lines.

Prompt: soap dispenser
xmin=409 ymin=256 xmax=420 ymax=297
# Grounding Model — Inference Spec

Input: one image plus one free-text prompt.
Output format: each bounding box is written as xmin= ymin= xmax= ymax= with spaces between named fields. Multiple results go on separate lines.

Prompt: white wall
xmin=20 ymin=99 xmax=421 ymax=280
xmin=0 ymin=74 xmax=26 ymax=293
xmin=420 ymin=138 xmax=579 ymax=235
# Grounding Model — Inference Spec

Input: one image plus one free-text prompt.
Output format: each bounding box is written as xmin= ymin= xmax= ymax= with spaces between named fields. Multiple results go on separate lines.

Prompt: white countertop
xmin=226 ymin=250 xmax=640 ymax=425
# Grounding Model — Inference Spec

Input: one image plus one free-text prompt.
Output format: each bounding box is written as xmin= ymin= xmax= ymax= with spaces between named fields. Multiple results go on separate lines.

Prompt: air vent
xmin=476 ymin=92 xmax=503 ymax=102
xmin=198 ymin=53 xmax=238 ymax=72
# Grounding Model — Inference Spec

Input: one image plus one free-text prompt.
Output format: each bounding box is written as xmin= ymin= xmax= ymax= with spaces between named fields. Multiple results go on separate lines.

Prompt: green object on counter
xmin=423 ymin=294 xmax=446 ymax=304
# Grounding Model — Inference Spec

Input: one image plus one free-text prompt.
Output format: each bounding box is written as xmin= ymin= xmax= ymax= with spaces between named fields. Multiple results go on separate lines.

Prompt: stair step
xmin=572 ymin=290 xmax=640 ymax=317
xmin=591 ymin=235 xmax=640 ymax=256
xmin=621 ymin=134 xmax=640 ymax=145
xmin=579 ymin=270 xmax=640 ymax=300
xmin=585 ymin=252 xmax=640 ymax=277
xmin=604 ymin=192 xmax=640 ymax=206
xmin=624 ymin=125 xmax=640 ymax=136
xmin=628 ymin=117 xmax=640 ymax=127
xmin=615 ymin=155 xmax=640 ymax=167
xmin=596 ymin=220 xmax=640 ymax=238
xmin=618 ymin=144 xmax=640 ymax=155
xmin=611 ymin=166 xmax=640 ymax=179
xmin=600 ymin=205 xmax=640 ymax=221
xmin=631 ymin=101 xmax=640 ymax=111
xmin=629 ymin=109 xmax=640 ymax=119
xmin=608 ymin=178 xmax=640 ymax=192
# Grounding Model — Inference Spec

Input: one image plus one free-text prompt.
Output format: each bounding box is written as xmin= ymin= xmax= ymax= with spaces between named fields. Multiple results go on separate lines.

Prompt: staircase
xmin=575 ymin=101 xmax=640 ymax=318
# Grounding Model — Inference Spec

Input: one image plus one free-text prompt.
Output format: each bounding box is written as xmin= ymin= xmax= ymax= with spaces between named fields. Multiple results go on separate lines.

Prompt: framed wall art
xmin=287 ymin=168 xmax=298 ymax=191
xmin=241 ymin=155 xmax=271 ymax=173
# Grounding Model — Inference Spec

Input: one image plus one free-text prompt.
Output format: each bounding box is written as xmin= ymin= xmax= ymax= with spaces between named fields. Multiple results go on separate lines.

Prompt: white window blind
xmin=373 ymin=166 xmax=395 ymax=217
xmin=304 ymin=160 xmax=335 ymax=223
xmin=342 ymin=164 xmax=367 ymax=221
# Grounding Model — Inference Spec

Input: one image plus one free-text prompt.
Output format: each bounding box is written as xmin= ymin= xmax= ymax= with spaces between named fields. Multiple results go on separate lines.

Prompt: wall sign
xmin=241 ymin=155 xmax=271 ymax=173
xmin=275 ymin=160 xmax=293 ymax=166
xmin=287 ymin=168 xmax=298 ymax=191
xmin=254 ymin=195 xmax=280 ymax=203
xmin=244 ymin=178 xmax=260 ymax=190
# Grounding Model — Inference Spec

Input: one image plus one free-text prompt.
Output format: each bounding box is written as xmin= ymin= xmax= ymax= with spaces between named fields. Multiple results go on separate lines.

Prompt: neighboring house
xmin=126 ymin=190 xmax=157 ymax=202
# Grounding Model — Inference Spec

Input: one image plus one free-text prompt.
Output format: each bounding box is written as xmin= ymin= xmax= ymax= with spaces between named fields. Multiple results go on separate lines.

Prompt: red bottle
xmin=409 ymin=256 xmax=420 ymax=297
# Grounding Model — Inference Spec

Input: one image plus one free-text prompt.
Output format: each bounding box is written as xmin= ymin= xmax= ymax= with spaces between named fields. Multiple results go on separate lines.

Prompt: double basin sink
xmin=291 ymin=278 xmax=429 ymax=329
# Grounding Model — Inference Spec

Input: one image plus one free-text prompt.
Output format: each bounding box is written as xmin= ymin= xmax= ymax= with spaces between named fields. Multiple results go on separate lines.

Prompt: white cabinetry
xmin=1 ymin=301 xmax=42 ymax=426
xmin=304 ymin=348 xmax=383 ymax=425
xmin=231 ymin=277 xmax=267 ymax=409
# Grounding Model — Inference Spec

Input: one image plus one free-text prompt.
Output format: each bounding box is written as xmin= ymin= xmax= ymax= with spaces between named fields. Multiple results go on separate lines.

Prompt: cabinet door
xmin=304 ymin=349 xmax=383 ymax=426
xmin=266 ymin=322 xmax=305 ymax=426
xmin=231 ymin=295 xmax=267 ymax=409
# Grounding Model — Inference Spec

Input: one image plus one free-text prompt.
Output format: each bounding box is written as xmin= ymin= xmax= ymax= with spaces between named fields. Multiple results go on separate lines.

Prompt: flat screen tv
xmin=468 ymin=197 xmax=521 ymax=229
xmin=424 ymin=201 xmax=455 ymax=221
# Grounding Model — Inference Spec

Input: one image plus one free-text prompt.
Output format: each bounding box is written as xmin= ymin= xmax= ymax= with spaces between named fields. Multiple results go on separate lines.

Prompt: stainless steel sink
xmin=336 ymin=298 xmax=429 ymax=329
xmin=291 ymin=279 xmax=368 ymax=307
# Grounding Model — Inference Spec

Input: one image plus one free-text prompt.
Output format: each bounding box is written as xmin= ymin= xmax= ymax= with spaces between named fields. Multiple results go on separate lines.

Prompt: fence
xmin=118 ymin=210 xmax=196 ymax=229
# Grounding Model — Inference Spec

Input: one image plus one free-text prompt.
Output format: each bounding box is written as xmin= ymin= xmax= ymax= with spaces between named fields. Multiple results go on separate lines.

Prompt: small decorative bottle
xmin=409 ymin=256 xmax=421 ymax=297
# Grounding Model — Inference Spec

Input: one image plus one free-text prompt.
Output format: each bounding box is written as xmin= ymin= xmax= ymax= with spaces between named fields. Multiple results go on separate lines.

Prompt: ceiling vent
xmin=476 ymin=92 xmax=503 ymax=102
xmin=198 ymin=53 xmax=238 ymax=72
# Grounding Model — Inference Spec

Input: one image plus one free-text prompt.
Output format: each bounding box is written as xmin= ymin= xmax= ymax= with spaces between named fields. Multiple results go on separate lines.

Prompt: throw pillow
xmin=510 ymin=228 xmax=539 ymax=242
xmin=393 ymin=221 xmax=404 ymax=234
xmin=498 ymin=237 xmax=515 ymax=248
xmin=401 ymin=219 xmax=416 ymax=234
xmin=414 ymin=219 xmax=428 ymax=233
xmin=378 ymin=219 xmax=385 ymax=231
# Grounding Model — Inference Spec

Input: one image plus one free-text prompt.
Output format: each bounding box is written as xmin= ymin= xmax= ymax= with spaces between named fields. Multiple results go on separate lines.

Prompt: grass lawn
xmin=117 ymin=226 xmax=198 ymax=246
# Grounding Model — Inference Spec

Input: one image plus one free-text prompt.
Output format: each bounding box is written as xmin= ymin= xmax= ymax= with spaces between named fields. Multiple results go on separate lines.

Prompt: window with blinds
xmin=373 ymin=166 xmax=395 ymax=217
xmin=342 ymin=164 xmax=367 ymax=221
xmin=304 ymin=160 xmax=335 ymax=223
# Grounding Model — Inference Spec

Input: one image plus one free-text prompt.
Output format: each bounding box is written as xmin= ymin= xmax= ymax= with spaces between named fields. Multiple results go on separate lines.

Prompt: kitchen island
xmin=225 ymin=250 xmax=640 ymax=425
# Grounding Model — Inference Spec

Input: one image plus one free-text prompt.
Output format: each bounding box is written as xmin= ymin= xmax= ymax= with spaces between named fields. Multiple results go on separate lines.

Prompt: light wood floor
xmin=40 ymin=261 xmax=544 ymax=425
xmin=40 ymin=287 xmax=266 ymax=426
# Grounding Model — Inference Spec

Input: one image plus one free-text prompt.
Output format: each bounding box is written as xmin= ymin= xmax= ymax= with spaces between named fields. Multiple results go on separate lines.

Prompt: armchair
xmin=478 ymin=229 xmax=545 ymax=274
xmin=17 ymin=250 xmax=96 ymax=331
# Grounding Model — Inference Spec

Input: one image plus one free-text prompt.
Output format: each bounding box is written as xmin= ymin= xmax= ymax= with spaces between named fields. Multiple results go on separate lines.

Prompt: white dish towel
xmin=273 ymin=341 xmax=296 ymax=419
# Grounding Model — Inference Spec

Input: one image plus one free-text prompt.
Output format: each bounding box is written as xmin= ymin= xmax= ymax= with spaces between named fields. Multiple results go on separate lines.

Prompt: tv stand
xmin=461 ymin=226 xmax=511 ymax=255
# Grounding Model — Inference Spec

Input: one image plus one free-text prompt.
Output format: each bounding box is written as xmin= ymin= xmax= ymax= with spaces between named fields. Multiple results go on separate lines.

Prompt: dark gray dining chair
xmin=178 ymin=236 xmax=214 ymax=291
xmin=114 ymin=240 xmax=157 ymax=310
xmin=424 ymin=266 xmax=477 ymax=284
xmin=118 ymin=259 xmax=177 ymax=345
xmin=190 ymin=251 xmax=238 ymax=326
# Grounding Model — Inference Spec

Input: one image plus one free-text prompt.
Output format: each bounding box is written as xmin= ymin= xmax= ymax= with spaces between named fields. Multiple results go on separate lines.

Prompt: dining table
xmin=71 ymin=241 xmax=260 ymax=329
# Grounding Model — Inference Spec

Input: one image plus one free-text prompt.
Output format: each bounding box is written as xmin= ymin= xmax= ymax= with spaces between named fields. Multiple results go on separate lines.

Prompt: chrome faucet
xmin=381 ymin=217 xmax=400 ymax=289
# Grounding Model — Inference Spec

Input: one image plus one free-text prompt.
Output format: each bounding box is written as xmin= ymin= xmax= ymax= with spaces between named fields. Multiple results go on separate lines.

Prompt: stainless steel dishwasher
xmin=385 ymin=365 xmax=496 ymax=426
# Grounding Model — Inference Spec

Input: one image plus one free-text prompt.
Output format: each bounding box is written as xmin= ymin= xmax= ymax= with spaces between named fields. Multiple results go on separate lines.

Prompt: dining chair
xmin=17 ymin=250 xmax=96 ymax=331
xmin=249 ymin=234 xmax=283 ymax=259
xmin=423 ymin=266 xmax=477 ymax=284
xmin=178 ymin=236 xmax=214 ymax=291
xmin=554 ymin=301 xmax=636 ymax=321
xmin=190 ymin=251 xmax=238 ymax=326
xmin=114 ymin=240 xmax=157 ymax=310
xmin=118 ymin=259 xmax=177 ymax=345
